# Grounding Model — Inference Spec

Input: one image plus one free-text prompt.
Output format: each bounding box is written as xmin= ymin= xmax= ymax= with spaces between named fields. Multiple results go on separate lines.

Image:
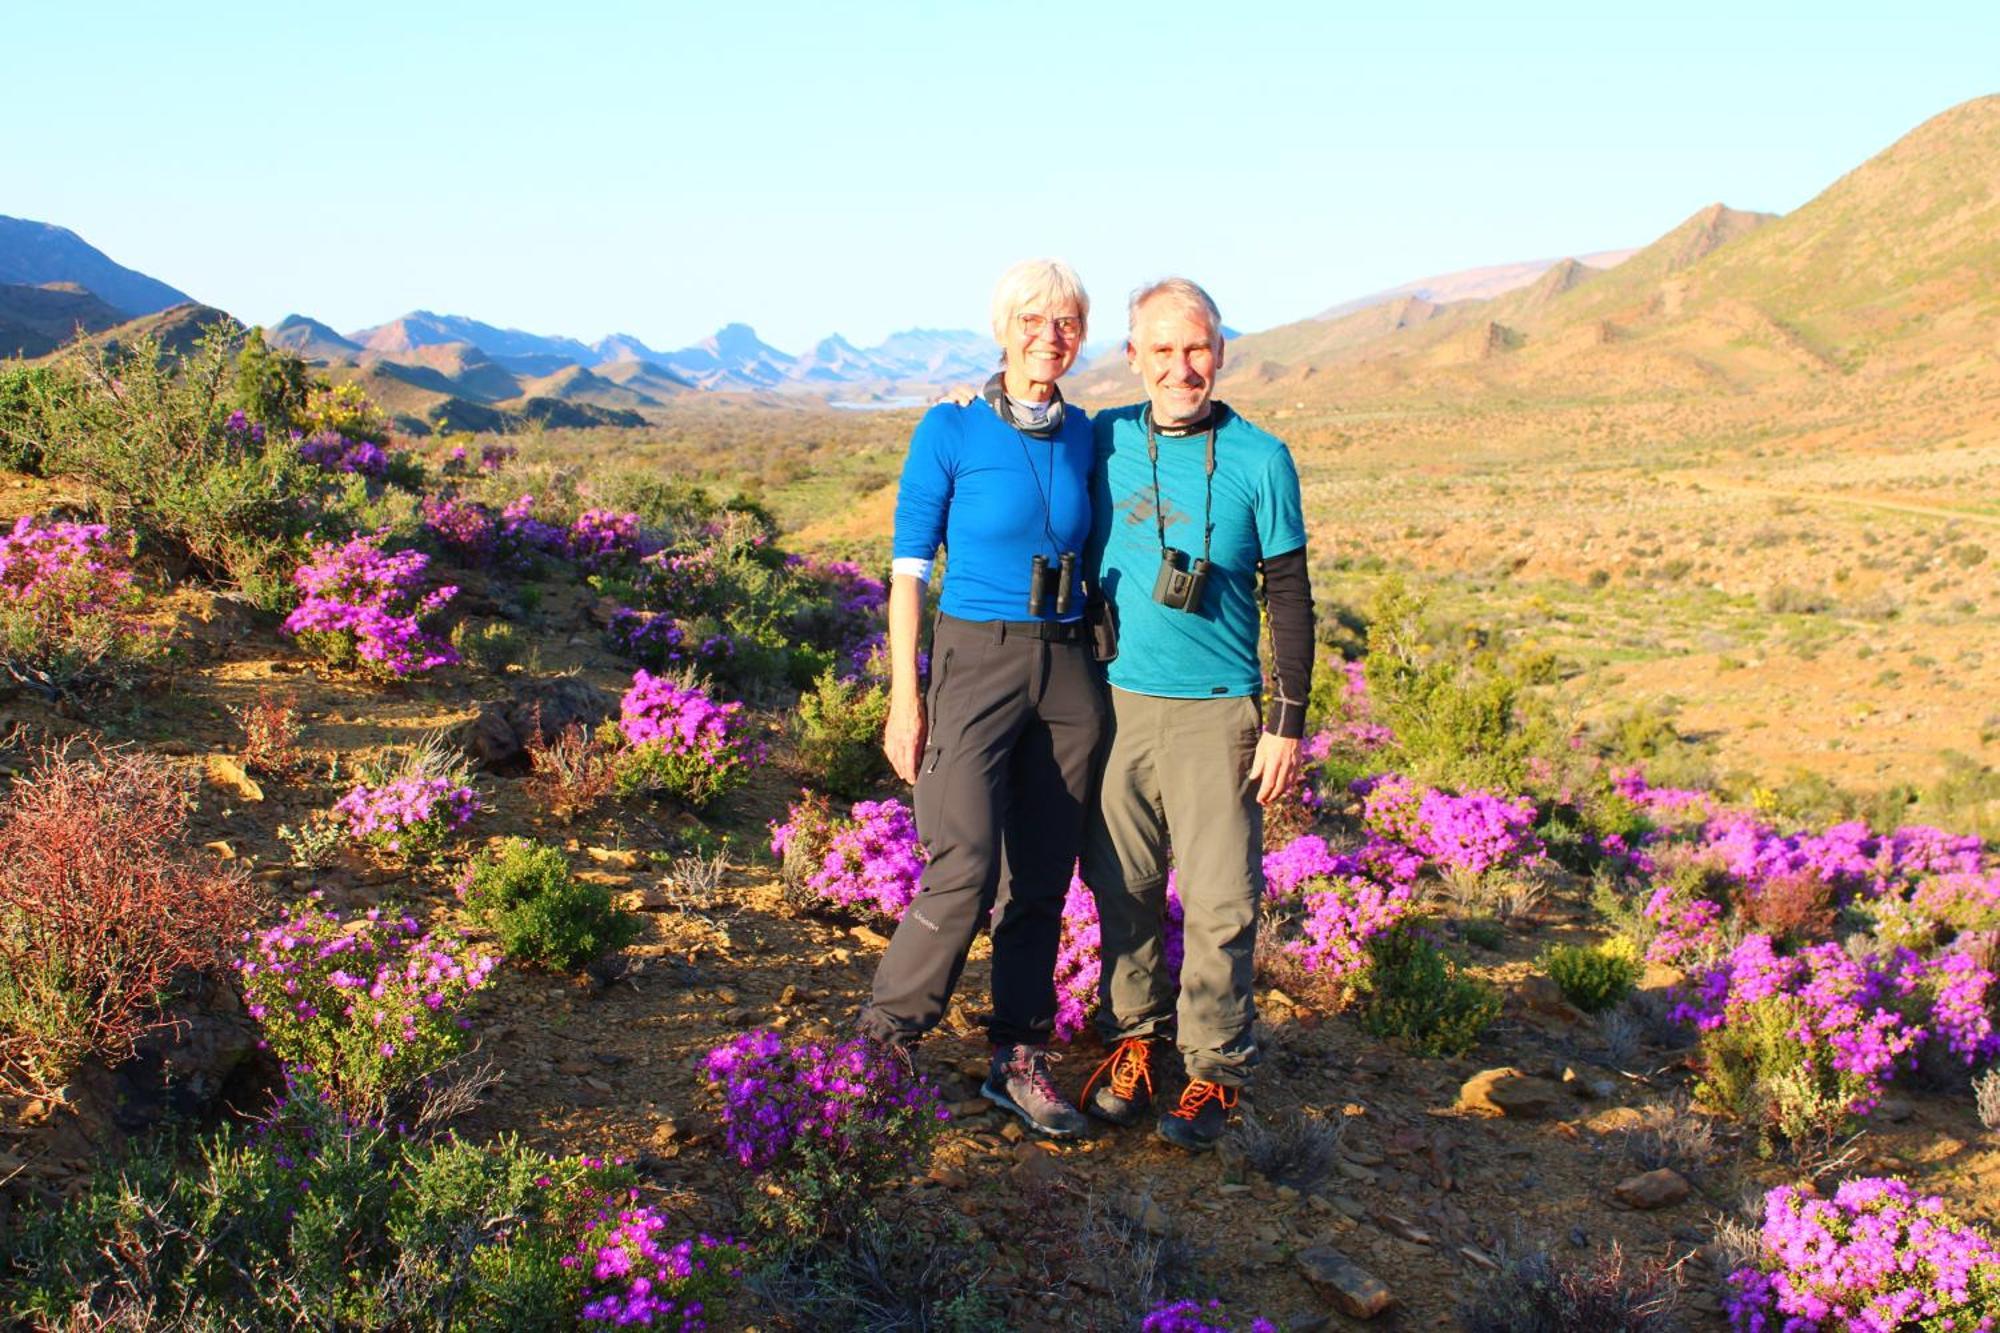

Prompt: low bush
xmin=1227 ymin=1108 xmax=1345 ymax=1192
xmin=522 ymin=720 xmax=620 ymax=823
xmin=1977 ymin=1067 xmax=2000 ymax=1130
xmin=769 ymin=795 xmax=924 ymax=920
xmin=1457 ymin=1240 xmax=1681 ymax=1332
xmin=574 ymin=1207 xmax=745 ymax=1327
xmin=36 ymin=329 xmax=324 ymax=606
xmin=1355 ymin=928 xmax=1502 ymax=1058
xmin=0 ymin=514 xmax=155 ymax=691
xmin=746 ymin=1198 xmax=1001 ymax=1332
xmin=232 ymin=688 xmax=305 ymax=775
xmin=1726 ymin=1178 xmax=2000 ymax=1331
xmin=1361 ymin=577 xmax=1545 ymax=792
xmin=613 ymin=669 xmax=761 ymax=808
xmin=283 ymin=531 xmax=460 ymax=679
xmin=1541 ymin=939 xmax=1643 ymax=1014
xmin=461 ymin=839 xmax=640 ymax=972
xmin=0 ymin=740 xmax=256 ymax=1100
xmin=790 ymin=667 xmax=890 ymax=796
xmin=237 ymin=899 xmax=497 ymax=1114
xmin=451 ymin=618 xmax=524 ymax=672
xmin=6 ymin=1080 xmax=646 ymax=1330
xmin=702 ymin=1029 xmax=947 ymax=1244
xmin=335 ymin=773 xmax=482 ymax=861
xmin=0 ymin=362 xmax=67 ymax=473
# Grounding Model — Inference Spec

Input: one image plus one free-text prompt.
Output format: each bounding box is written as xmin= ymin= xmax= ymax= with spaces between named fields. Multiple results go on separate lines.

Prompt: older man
xmin=1078 ymin=278 xmax=1314 ymax=1150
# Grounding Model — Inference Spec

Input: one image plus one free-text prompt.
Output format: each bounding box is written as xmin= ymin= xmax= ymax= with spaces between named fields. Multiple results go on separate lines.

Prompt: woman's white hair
xmin=989 ymin=258 xmax=1090 ymax=344
xmin=1127 ymin=277 xmax=1224 ymax=345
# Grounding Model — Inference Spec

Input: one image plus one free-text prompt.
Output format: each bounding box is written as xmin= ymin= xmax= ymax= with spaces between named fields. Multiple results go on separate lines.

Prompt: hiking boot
xmin=981 ymin=1044 xmax=1088 ymax=1138
xmin=1080 ymin=1036 xmax=1156 ymax=1127
xmin=1157 ymin=1078 xmax=1239 ymax=1152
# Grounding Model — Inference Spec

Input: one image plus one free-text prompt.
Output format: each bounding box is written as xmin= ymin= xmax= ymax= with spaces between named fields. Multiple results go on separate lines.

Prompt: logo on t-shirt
xmin=1119 ymin=485 xmax=1190 ymax=533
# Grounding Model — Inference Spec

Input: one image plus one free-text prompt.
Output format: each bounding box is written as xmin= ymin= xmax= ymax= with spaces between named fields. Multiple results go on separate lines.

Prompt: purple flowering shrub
xmin=568 ymin=508 xmax=647 ymax=573
xmin=606 ymin=607 xmax=739 ymax=675
xmin=498 ymin=493 xmax=571 ymax=568
xmin=1726 ymin=1177 xmax=2000 ymax=1332
xmin=771 ymin=795 xmax=923 ymax=918
xmin=1141 ymin=1298 xmax=1280 ymax=1332
xmin=236 ymin=897 xmax=498 ymax=1113
xmin=1677 ymin=933 xmax=2000 ymax=1139
xmin=613 ymin=669 xmax=762 ymax=808
xmin=281 ymin=532 xmax=459 ymax=677
xmin=1262 ymin=831 xmax=1421 ymax=903
xmin=334 ymin=774 xmax=482 ymax=860
xmin=1286 ymin=874 xmax=1420 ymax=982
xmin=0 ymin=513 xmax=152 ymax=684
xmin=572 ymin=1202 xmax=745 ymax=1329
xmin=1050 ymin=869 xmax=1186 ymax=1041
xmin=701 ymin=1029 xmax=948 ymax=1237
xmin=1052 ymin=872 xmax=1103 ymax=1041
xmin=420 ymin=492 xmax=498 ymax=564
xmin=1361 ymin=774 xmax=1545 ymax=877
xmin=297 ymin=429 xmax=391 ymax=478
xmin=1612 ymin=767 xmax=1716 ymax=822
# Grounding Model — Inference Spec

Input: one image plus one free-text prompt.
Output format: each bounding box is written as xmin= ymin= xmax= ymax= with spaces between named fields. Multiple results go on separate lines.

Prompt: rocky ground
xmin=5 ymin=560 xmax=1997 ymax=1331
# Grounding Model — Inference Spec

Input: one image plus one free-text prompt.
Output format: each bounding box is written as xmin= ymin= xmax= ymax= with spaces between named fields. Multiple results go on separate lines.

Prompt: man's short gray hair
xmin=1127 ymin=277 xmax=1224 ymax=345
xmin=989 ymin=258 xmax=1091 ymax=344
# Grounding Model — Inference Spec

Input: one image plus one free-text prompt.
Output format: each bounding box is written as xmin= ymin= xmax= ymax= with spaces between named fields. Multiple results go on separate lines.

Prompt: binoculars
xmin=1028 ymin=552 xmax=1075 ymax=617
xmin=1152 ymin=547 xmax=1210 ymax=614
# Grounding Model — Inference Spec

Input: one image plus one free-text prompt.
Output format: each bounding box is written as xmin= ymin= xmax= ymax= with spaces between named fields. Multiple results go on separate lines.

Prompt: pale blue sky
xmin=4 ymin=1 xmax=1993 ymax=352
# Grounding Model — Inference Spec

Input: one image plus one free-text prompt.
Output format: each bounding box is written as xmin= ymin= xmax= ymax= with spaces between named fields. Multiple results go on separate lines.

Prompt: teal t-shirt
xmin=1088 ymin=403 xmax=1307 ymax=699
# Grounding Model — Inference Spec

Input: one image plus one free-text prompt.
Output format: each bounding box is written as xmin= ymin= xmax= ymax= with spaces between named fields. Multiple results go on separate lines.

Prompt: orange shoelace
xmin=1167 ymin=1079 xmax=1238 ymax=1121
xmin=1081 ymin=1037 xmax=1154 ymax=1104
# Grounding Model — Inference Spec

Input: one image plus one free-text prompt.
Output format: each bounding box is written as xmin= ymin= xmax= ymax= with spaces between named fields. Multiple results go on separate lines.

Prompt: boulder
xmin=1457 ymin=1067 xmax=1563 ymax=1119
xmin=462 ymin=676 xmax=615 ymax=771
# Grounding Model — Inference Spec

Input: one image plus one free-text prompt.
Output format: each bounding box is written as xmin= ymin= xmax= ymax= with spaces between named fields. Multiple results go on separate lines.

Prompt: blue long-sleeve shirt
xmin=891 ymin=398 xmax=1092 ymax=622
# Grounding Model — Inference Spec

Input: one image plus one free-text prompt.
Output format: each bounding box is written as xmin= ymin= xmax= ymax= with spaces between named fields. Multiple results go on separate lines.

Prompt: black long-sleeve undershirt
xmin=1260 ymin=544 xmax=1315 ymax=739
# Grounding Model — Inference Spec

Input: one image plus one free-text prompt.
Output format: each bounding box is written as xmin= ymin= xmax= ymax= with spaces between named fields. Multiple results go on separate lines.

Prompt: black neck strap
xmin=1143 ymin=404 xmax=1215 ymax=565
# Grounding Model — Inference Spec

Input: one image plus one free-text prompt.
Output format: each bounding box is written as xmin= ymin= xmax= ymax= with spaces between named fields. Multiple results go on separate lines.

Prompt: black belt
xmin=941 ymin=614 xmax=1088 ymax=644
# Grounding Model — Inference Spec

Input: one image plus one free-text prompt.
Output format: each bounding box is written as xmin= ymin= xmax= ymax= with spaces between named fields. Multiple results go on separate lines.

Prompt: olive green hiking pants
xmin=1081 ymin=687 xmax=1264 ymax=1087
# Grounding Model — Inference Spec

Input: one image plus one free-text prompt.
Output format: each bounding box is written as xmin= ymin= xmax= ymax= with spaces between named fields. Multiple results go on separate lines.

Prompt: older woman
xmin=857 ymin=258 xmax=1099 ymax=1137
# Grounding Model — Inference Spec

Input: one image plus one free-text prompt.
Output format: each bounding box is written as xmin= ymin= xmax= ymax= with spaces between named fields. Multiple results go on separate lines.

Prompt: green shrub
xmin=792 ymin=668 xmax=889 ymax=796
xmin=462 ymin=838 xmax=641 ymax=972
xmin=1695 ymin=999 xmax=1864 ymax=1147
xmin=232 ymin=326 xmax=314 ymax=430
xmin=35 ymin=327 xmax=325 ymax=606
xmin=1460 ymin=916 xmax=1505 ymax=951
xmin=1542 ymin=939 xmax=1643 ymax=1014
xmin=452 ymin=619 xmax=524 ymax=672
xmin=1356 ymin=929 xmax=1502 ymax=1058
xmin=0 ymin=363 xmax=70 ymax=474
xmin=7 ymin=1082 xmax=630 ymax=1330
xmin=612 ymin=736 xmax=751 ymax=810
xmin=1362 ymin=577 xmax=1542 ymax=791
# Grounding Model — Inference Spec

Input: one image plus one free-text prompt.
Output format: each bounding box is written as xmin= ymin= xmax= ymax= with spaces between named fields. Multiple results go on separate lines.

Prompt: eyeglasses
xmin=1017 ymin=312 xmax=1084 ymax=341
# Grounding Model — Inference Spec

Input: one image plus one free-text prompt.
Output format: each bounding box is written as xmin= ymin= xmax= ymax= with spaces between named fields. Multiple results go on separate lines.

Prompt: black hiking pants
xmin=859 ymin=613 xmax=1103 ymax=1048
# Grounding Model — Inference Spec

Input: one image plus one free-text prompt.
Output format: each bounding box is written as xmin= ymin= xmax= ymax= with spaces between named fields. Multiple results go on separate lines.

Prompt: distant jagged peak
xmin=269 ymin=314 xmax=362 ymax=357
xmin=592 ymin=331 xmax=666 ymax=364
